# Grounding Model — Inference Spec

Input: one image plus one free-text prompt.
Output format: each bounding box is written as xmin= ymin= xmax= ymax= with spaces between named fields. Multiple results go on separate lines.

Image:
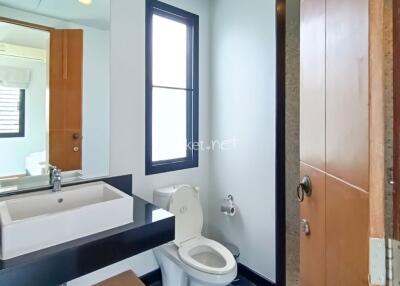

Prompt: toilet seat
xmin=178 ymin=237 xmax=236 ymax=275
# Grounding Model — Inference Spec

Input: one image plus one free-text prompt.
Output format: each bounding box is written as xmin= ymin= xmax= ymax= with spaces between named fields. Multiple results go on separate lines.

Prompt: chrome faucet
xmin=50 ymin=166 xmax=62 ymax=192
xmin=49 ymin=165 xmax=56 ymax=184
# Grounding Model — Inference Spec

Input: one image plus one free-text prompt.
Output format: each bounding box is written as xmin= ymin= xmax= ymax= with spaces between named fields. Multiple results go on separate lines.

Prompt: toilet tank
xmin=153 ymin=186 xmax=177 ymax=210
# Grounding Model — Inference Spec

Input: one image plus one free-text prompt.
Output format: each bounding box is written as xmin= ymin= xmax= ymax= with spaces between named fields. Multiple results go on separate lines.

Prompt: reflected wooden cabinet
xmin=49 ymin=29 xmax=83 ymax=171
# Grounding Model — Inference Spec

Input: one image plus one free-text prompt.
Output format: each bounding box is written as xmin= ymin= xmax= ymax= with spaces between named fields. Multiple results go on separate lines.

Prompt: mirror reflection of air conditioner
xmin=0 ymin=42 xmax=47 ymax=62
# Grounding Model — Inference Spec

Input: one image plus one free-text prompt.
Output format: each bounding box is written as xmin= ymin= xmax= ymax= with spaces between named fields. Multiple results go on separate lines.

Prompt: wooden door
xmin=49 ymin=29 xmax=83 ymax=171
xmin=325 ymin=0 xmax=370 ymax=285
xmin=299 ymin=163 xmax=326 ymax=286
xmin=300 ymin=0 xmax=375 ymax=284
xmin=299 ymin=0 xmax=326 ymax=284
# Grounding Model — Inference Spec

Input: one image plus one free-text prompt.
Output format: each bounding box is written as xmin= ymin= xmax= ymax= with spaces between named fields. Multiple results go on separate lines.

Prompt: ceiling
xmin=0 ymin=0 xmax=110 ymax=30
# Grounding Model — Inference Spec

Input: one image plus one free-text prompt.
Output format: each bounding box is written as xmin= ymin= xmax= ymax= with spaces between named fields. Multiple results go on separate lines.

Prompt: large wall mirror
xmin=0 ymin=0 xmax=110 ymax=193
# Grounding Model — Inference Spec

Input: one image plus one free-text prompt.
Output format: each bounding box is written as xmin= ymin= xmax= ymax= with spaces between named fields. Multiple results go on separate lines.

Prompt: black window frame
xmin=145 ymin=0 xmax=199 ymax=175
xmin=0 ymin=88 xmax=25 ymax=138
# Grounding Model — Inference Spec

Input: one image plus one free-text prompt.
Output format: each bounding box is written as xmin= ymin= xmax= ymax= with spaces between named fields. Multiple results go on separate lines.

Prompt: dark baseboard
xmin=238 ymin=263 xmax=275 ymax=286
xmin=141 ymin=264 xmax=275 ymax=286
xmin=140 ymin=268 xmax=162 ymax=285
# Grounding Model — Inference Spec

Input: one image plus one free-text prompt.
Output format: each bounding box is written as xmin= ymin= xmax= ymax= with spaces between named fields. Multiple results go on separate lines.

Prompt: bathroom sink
xmin=0 ymin=182 xmax=133 ymax=259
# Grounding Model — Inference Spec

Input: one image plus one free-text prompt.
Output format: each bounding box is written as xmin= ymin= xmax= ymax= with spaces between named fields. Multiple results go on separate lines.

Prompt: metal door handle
xmin=297 ymin=176 xmax=312 ymax=202
xmin=72 ymin=133 xmax=80 ymax=140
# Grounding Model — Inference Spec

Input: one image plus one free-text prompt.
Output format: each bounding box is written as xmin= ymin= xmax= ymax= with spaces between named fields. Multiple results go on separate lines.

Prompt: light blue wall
xmin=208 ymin=0 xmax=277 ymax=281
xmin=0 ymin=56 xmax=47 ymax=177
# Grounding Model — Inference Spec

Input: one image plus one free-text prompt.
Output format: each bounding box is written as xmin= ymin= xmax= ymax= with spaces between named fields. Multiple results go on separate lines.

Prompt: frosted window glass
xmin=152 ymin=87 xmax=187 ymax=161
xmin=152 ymin=14 xmax=187 ymax=88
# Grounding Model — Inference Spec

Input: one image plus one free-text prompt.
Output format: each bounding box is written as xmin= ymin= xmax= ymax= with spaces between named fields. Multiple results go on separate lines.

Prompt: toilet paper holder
xmin=221 ymin=194 xmax=236 ymax=216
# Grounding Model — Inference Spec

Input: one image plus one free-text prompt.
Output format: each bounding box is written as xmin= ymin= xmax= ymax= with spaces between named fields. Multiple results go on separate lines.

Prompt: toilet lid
xmin=169 ymin=185 xmax=203 ymax=246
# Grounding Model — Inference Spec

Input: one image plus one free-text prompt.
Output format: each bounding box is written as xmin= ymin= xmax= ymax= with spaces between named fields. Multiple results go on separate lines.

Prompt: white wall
xmin=208 ymin=0 xmax=277 ymax=281
xmin=0 ymin=56 xmax=47 ymax=176
xmin=67 ymin=0 xmax=211 ymax=284
xmin=109 ymin=0 xmax=210 ymax=218
xmin=0 ymin=6 xmax=110 ymax=178
xmin=84 ymin=0 xmax=278 ymax=283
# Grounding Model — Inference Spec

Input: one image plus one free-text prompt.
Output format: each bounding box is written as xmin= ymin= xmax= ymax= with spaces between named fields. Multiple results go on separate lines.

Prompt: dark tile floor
xmin=230 ymin=275 xmax=257 ymax=286
xmin=149 ymin=275 xmax=256 ymax=286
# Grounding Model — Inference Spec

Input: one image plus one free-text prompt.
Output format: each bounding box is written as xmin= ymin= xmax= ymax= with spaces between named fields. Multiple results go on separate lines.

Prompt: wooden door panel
xmin=49 ymin=29 xmax=83 ymax=171
xmin=299 ymin=0 xmax=326 ymax=171
xmin=63 ymin=31 xmax=83 ymax=81
xmin=326 ymin=176 xmax=369 ymax=286
xmin=325 ymin=0 xmax=369 ymax=191
xmin=49 ymin=80 xmax=82 ymax=131
xmin=49 ymin=130 xmax=82 ymax=171
xmin=300 ymin=163 xmax=325 ymax=286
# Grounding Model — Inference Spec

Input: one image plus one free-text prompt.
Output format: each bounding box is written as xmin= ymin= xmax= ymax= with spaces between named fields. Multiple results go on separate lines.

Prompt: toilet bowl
xmin=153 ymin=185 xmax=237 ymax=286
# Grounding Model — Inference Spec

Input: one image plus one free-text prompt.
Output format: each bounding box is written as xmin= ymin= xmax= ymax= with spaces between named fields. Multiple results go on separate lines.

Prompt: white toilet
xmin=153 ymin=185 xmax=237 ymax=286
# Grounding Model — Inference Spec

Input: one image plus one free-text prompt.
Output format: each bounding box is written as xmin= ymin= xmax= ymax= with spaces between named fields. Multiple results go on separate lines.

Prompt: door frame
xmin=393 ymin=0 xmax=400 ymax=240
xmin=369 ymin=0 xmax=386 ymax=240
xmin=276 ymin=0 xmax=286 ymax=285
xmin=0 ymin=16 xmax=53 ymax=32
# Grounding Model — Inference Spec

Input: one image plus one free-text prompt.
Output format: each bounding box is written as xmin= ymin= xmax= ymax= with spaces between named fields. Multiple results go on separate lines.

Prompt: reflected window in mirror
xmin=0 ymin=87 xmax=25 ymax=138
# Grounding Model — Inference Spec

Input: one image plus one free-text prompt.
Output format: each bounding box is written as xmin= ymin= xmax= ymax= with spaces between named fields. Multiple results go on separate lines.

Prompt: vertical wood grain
xmin=393 ymin=0 xmax=400 ymax=240
xmin=49 ymin=29 xmax=83 ymax=171
xmin=300 ymin=163 xmax=326 ymax=286
xmin=326 ymin=176 xmax=369 ymax=286
xmin=299 ymin=0 xmax=326 ymax=171
xmin=326 ymin=0 xmax=369 ymax=191
xmin=369 ymin=0 xmax=386 ymax=240
xmin=300 ymin=0 xmax=380 ymax=284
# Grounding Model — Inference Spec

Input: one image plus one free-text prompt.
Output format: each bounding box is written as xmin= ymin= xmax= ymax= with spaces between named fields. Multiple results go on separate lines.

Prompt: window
xmin=0 ymin=87 xmax=25 ymax=138
xmin=145 ymin=0 xmax=199 ymax=175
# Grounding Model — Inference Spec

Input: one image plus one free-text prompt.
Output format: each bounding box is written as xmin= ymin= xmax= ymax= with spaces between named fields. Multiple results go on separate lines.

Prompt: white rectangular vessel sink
xmin=0 ymin=182 xmax=133 ymax=260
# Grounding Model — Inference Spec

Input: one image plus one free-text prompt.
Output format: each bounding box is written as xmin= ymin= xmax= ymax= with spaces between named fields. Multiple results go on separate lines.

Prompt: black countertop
xmin=0 ymin=175 xmax=175 ymax=286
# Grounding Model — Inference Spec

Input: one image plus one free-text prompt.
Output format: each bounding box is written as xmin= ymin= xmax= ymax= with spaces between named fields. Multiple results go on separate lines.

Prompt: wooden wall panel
xmin=326 ymin=176 xmax=369 ymax=286
xmin=300 ymin=163 xmax=326 ymax=286
xmin=299 ymin=0 xmax=326 ymax=171
xmin=49 ymin=130 xmax=82 ymax=171
xmin=325 ymin=0 xmax=369 ymax=191
xmin=49 ymin=29 xmax=83 ymax=171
